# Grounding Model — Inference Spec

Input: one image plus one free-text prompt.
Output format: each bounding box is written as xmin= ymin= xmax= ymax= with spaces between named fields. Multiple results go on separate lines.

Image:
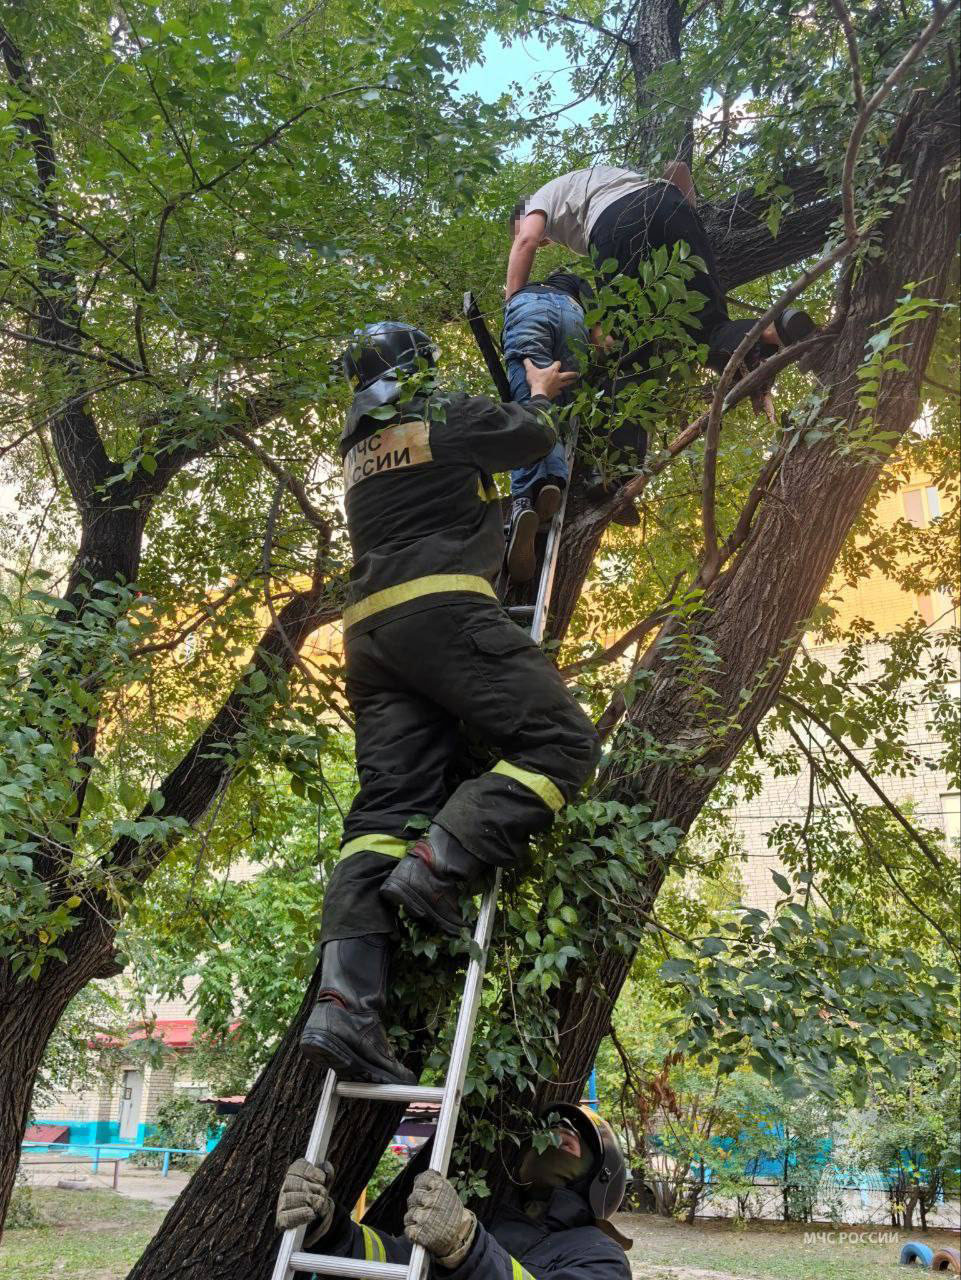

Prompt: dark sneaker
xmin=506 ymin=498 xmax=539 ymax=583
xmin=300 ymin=1000 xmax=417 ymax=1086
xmin=534 ymin=483 xmax=563 ymax=524
xmin=775 ymin=307 xmax=817 ymax=346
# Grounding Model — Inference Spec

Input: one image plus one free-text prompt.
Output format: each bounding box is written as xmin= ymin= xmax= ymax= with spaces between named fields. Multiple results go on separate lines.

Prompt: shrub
xmin=132 ymin=1094 xmax=215 ymax=1171
xmin=8 ymin=1168 xmax=42 ymax=1228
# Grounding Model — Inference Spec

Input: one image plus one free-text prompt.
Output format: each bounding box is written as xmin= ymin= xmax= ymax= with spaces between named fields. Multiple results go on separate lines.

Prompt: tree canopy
xmin=0 ymin=0 xmax=958 ymax=1274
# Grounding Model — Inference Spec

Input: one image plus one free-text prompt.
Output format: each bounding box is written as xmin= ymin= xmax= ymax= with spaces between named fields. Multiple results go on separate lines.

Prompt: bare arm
xmin=662 ymin=159 xmax=697 ymax=208
xmin=589 ymin=322 xmax=615 ymax=355
xmin=505 ymin=211 xmax=547 ymax=299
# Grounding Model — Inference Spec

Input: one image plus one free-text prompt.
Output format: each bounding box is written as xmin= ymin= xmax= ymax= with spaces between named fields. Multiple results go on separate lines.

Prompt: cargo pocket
xmin=468 ymin=619 xmax=537 ymax=657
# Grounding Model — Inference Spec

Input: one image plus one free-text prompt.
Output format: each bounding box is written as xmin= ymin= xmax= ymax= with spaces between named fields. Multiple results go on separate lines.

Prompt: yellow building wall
xmin=820 ymin=474 xmax=956 ymax=636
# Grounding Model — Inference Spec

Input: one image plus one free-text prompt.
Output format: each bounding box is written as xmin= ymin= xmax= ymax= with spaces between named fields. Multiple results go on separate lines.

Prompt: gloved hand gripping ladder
xmin=270 ymin=307 xmax=572 ymax=1280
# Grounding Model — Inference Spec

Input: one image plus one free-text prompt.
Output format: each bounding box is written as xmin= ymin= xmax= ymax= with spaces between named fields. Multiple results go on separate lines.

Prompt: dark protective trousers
xmin=320 ymin=598 xmax=600 ymax=942
xmin=589 ymin=180 xmax=729 ymax=345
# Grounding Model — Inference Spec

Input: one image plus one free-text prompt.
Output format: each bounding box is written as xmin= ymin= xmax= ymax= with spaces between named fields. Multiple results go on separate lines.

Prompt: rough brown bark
xmin=627 ymin=0 xmax=691 ymax=166
xmin=0 ymin=917 xmax=119 ymax=1227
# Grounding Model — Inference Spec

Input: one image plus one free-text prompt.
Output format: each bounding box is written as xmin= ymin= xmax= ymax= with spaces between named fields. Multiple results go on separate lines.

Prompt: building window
xmin=903 ymin=485 xmax=941 ymax=528
xmin=941 ymin=793 xmax=960 ymax=850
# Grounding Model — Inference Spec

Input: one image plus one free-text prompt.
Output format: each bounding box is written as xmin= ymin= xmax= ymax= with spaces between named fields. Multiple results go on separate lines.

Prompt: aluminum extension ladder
xmin=271 ymin=358 xmax=572 ymax=1280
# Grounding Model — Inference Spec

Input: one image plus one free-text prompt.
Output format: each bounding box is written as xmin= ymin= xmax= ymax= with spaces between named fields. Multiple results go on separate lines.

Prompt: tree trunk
xmin=627 ymin=0 xmax=691 ymax=167
xmin=126 ymin=967 xmax=407 ymax=1280
xmin=0 ymin=922 xmax=118 ymax=1220
xmin=474 ymin=76 xmax=959 ymax=1209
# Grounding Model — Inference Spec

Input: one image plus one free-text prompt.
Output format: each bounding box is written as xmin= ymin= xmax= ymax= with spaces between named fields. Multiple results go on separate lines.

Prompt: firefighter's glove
xmin=404 ymin=1170 xmax=477 ymax=1269
xmin=276 ymin=1157 xmax=335 ymax=1240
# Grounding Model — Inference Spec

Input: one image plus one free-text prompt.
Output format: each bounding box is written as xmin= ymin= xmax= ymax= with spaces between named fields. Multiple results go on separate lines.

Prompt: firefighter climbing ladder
xmin=270 ymin=297 xmax=571 ymax=1280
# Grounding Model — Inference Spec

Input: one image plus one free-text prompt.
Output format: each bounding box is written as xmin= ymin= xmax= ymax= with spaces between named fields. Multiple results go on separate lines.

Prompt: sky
xmin=456 ymin=29 xmax=598 ymax=134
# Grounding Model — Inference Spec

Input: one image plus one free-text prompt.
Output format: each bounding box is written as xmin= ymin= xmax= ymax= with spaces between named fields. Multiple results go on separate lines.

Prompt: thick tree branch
xmin=700 ymin=0 xmax=958 ymax=578
xmin=98 ymin=552 xmax=331 ymax=891
xmin=0 ymin=18 xmax=114 ymax=504
xmin=829 ymin=0 xmax=866 ymax=114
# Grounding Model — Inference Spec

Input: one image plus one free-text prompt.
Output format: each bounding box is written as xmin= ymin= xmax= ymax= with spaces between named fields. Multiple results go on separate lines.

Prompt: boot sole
xmin=534 ymin=484 xmax=562 ymax=524
xmin=776 ymin=308 xmax=816 ymax=346
xmin=506 ymin=508 xmax=539 ymax=583
xmin=300 ymin=1029 xmax=417 ymax=1087
xmin=381 ymin=877 xmax=465 ymax=938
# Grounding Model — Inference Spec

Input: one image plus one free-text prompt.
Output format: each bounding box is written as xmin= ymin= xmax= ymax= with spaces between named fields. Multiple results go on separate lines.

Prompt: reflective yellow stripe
xmin=339 ymin=834 xmax=409 ymax=862
xmin=492 ymin=761 xmax=565 ymax=812
xmin=343 ymin=574 xmax=497 ymax=629
xmin=360 ymin=1225 xmax=386 ymax=1262
xmin=511 ymin=1259 xmax=535 ymax=1280
xmin=373 ymin=1229 xmax=386 ymax=1263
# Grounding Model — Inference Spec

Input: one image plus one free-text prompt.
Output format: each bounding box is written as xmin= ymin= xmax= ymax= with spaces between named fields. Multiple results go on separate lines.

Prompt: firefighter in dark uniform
xmin=299 ymin=322 xmax=601 ymax=1086
xmin=277 ymin=1104 xmax=633 ymax=1278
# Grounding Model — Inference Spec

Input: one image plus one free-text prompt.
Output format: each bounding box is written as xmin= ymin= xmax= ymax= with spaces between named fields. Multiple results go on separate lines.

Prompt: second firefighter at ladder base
xmin=298 ymin=321 xmax=601 ymax=1087
xmin=277 ymin=1104 xmax=633 ymax=1278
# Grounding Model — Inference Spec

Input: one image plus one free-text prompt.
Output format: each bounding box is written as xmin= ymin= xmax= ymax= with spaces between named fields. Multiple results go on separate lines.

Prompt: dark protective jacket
xmin=340 ymin=388 xmax=555 ymax=638
xmin=302 ymin=1186 xmax=632 ymax=1278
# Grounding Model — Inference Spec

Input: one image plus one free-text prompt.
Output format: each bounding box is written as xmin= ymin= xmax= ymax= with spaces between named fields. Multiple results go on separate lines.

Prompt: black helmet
xmin=341 ymin=322 xmax=437 ymax=433
xmin=542 ymin=1103 xmax=631 ymax=1221
xmin=343 ymin=320 xmax=436 ymax=388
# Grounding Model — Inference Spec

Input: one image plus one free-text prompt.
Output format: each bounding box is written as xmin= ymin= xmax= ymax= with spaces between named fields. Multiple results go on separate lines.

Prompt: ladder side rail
xmin=428 ymin=871 xmax=501 ymax=1176
xmin=404 ymin=871 xmax=502 ymax=1279
xmin=530 ymin=423 xmax=578 ymax=645
xmin=271 ymin=1070 xmax=342 ymax=1280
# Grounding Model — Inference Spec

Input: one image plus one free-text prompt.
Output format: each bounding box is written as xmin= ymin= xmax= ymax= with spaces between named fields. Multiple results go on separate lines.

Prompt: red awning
xmin=93 ymin=1018 xmax=198 ymax=1050
xmin=24 ymin=1124 xmax=69 ymax=1143
xmin=127 ymin=1019 xmax=197 ymax=1048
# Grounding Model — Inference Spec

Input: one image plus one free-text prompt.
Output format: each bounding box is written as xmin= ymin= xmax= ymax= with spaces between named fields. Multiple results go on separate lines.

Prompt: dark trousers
xmin=320 ymin=599 xmax=601 ymax=942
xmin=589 ymin=182 xmax=729 ymax=345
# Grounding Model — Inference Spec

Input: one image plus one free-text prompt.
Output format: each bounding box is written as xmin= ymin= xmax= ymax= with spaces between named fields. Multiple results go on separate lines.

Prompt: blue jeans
xmin=502 ymin=290 xmax=588 ymax=499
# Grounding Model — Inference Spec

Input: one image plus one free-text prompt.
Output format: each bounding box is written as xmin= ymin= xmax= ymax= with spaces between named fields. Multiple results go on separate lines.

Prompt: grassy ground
xmin=0 ymin=1189 xmax=165 ymax=1280
xmin=622 ymin=1213 xmax=961 ymax=1279
xmin=2 ymin=1189 xmax=958 ymax=1279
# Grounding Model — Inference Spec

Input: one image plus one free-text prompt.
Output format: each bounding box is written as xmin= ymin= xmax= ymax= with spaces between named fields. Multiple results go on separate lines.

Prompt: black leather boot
xmin=380 ymin=823 xmax=488 ymax=936
xmin=300 ymin=935 xmax=417 ymax=1086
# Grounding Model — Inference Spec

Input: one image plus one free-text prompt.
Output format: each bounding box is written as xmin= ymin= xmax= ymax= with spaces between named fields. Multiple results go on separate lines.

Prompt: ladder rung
xmin=334 ymin=1082 xmax=445 ymax=1104
xmin=507 ymin=605 xmax=535 ymax=617
xmin=290 ymin=1252 xmax=409 ymax=1278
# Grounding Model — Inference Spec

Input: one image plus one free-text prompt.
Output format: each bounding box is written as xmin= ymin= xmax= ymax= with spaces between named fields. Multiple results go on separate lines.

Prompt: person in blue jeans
xmin=502 ymin=270 xmax=597 ymax=582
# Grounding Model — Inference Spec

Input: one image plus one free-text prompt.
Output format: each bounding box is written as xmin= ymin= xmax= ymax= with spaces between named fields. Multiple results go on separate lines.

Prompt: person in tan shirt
xmin=507 ymin=161 xmax=812 ymax=384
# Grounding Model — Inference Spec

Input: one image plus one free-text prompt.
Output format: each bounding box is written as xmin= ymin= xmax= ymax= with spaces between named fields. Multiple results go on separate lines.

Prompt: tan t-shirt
xmin=524 ymin=165 xmax=655 ymax=255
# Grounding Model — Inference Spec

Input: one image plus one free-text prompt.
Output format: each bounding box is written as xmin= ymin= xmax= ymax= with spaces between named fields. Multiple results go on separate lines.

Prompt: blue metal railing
xmin=21 ymin=1140 xmax=207 ymax=1177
